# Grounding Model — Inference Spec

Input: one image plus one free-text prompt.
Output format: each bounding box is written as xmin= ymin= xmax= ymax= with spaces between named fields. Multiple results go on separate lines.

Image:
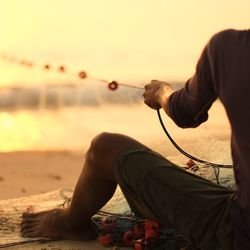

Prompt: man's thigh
xmin=115 ymin=145 xmax=235 ymax=250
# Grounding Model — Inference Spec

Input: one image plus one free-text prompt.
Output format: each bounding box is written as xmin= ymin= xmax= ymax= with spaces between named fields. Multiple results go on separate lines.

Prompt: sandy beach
xmin=0 ymin=102 xmax=235 ymax=249
xmin=0 ymin=151 xmax=84 ymax=200
xmin=1 ymin=2 xmax=249 ymax=248
xmin=0 ymin=101 xmax=233 ymax=200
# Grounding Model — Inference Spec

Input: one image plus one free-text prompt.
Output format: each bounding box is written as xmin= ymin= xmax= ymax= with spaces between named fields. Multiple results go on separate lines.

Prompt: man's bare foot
xmin=21 ymin=208 xmax=97 ymax=241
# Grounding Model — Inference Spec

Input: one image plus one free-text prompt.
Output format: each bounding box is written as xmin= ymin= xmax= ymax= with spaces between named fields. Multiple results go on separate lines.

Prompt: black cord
xmin=157 ymin=109 xmax=232 ymax=184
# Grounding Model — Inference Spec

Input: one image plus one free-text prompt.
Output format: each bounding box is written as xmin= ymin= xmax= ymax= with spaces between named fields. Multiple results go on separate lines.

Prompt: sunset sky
xmin=0 ymin=0 xmax=249 ymax=86
xmin=0 ymin=0 xmax=248 ymax=152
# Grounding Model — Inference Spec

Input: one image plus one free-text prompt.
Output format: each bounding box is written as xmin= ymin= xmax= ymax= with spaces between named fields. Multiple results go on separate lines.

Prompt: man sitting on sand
xmin=21 ymin=29 xmax=250 ymax=250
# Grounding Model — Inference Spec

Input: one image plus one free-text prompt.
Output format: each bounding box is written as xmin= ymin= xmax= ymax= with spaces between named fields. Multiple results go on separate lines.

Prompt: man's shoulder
xmin=207 ymin=29 xmax=247 ymax=53
xmin=210 ymin=29 xmax=247 ymax=46
xmin=210 ymin=29 xmax=236 ymax=44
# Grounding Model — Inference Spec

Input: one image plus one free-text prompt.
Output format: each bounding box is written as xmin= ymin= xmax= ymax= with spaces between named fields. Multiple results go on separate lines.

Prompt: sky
xmin=0 ymin=0 xmax=250 ymax=86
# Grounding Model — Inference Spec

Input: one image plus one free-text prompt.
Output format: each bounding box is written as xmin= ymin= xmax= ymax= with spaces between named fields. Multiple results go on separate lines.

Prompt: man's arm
xmin=143 ymin=80 xmax=174 ymax=111
xmin=144 ymin=35 xmax=219 ymax=128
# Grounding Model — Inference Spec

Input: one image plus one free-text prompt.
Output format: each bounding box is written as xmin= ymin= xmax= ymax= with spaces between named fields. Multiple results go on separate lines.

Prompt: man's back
xmin=167 ymin=29 xmax=250 ymax=249
xmin=215 ymin=29 xmax=250 ymax=249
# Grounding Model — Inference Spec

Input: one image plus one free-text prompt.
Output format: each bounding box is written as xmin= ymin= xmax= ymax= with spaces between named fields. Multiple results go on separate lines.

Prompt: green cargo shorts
xmin=115 ymin=145 xmax=235 ymax=250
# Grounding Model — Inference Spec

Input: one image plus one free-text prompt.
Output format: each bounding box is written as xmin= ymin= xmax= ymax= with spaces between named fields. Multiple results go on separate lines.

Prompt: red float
xmin=145 ymin=229 xmax=159 ymax=241
xmin=20 ymin=60 xmax=26 ymax=65
xmin=134 ymin=224 xmax=143 ymax=238
xmin=58 ymin=65 xmax=65 ymax=72
xmin=98 ymin=234 xmax=113 ymax=246
xmin=123 ymin=230 xmax=135 ymax=246
xmin=144 ymin=220 xmax=159 ymax=230
xmin=108 ymin=81 xmax=118 ymax=91
xmin=78 ymin=71 xmax=87 ymax=79
xmin=134 ymin=239 xmax=145 ymax=250
xmin=44 ymin=64 xmax=51 ymax=70
xmin=186 ymin=159 xmax=195 ymax=169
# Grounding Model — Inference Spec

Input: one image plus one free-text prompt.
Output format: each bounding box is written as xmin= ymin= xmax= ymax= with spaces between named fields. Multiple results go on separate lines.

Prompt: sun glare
xmin=1 ymin=0 xmax=250 ymax=85
xmin=0 ymin=0 xmax=249 ymax=152
xmin=0 ymin=112 xmax=40 ymax=151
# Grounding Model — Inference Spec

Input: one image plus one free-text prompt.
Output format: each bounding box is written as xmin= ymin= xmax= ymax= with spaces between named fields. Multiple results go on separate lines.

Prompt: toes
xmin=22 ymin=212 xmax=36 ymax=218
xmin=22 ymin=230 xmax=36 ymax=238
xmin=20 ymin=208 xmax=64 ymax=240
xmin=21 ymin=225 xmax=35 ymax=237
xmin=20 ymin=217 xmax=36 ymax=230
xmin=21 ymin=222 xmax=34 ymax=232
xmin=21 ymin=217 xmax=36 ymax=225
xmin=22 ymin=209 xmax=60 ymax=219
xmin=21 ymin=225 xmax=42 ymax=238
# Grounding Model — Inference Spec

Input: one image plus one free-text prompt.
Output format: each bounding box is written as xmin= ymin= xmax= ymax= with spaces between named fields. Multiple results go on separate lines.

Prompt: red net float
xmin=78 ymin=71 xmax=87 ymax=79
xmin=44 ymin=64 xmax=51 ymax=70
xmin=98 ymin=234 xmax=113 ymax=246
xmin=134 ymin=239 xmax=145 ymax=250
xmin=27 ymin=62 xmax=33 ymax=67
xmin=123 ymin=230 xmax=135 ymax=246
xmin=20 ymin=60 xmax=27 ymax=65
xmin=144 ymin=220 xmax=159 ymax=231
xmin=134 ymin=224 xmax=143 ymax=238
xmin=108 ymin=81 xmax=118 ymax=91
xmin=58 ymin=65 xmax=65 ymax=72
xmin=145 ymin=229 xmax=159 ymax=241
xmin=186 ymin=159 xmax=196 ymax=169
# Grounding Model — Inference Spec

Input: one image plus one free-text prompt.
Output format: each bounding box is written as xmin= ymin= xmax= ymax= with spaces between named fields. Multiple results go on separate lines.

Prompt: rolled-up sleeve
xmin=167 ymin=37 xmax=218 ymax=128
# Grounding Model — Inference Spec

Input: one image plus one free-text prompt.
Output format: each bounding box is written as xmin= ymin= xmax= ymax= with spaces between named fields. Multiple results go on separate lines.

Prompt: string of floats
xmin=0 ymin=52 xmax=142 ymax=90
xmin=0 ymin=52 xmax=233 ymax=183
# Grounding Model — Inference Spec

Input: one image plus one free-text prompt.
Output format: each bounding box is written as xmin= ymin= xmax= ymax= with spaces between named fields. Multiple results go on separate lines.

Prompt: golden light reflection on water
xmin=0 ymin=102 xmax=231 ymax=153
xmin=0 ymin=106 xmax=164 ymax=152
xmin=0 ymin=112 xmax=40 ymax=151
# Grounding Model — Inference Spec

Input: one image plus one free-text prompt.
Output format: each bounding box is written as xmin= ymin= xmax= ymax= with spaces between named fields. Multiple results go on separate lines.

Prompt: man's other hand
xmin=143 ymin=80 xmax=174 ymax=110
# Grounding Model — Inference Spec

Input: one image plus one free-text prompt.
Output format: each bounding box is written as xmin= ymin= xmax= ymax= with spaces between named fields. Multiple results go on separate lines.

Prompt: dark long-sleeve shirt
xmin=167 ymin=29 xmax=250 ymax=250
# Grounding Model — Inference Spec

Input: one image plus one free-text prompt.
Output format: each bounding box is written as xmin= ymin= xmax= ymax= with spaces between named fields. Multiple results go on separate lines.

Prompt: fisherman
xmin=21 ymin=29 xmax=250 ymax=250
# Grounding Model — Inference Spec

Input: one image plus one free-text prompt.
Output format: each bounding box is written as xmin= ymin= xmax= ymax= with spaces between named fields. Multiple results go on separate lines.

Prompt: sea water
xmin=0 ymin=82 xmax=231 ymax=164
xmin=0 ymin=82 xmax=235 ymax=189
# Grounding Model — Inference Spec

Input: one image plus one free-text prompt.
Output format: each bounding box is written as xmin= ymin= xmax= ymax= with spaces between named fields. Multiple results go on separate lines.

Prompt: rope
xmin=0 ymin=52 xmax=144 ymax=90
xmin=1 ymin=52 xmax=233 ymax=183
xmin=0 ymin=239 xmax=57 ymax=249
xmin=59 ymin=188 xmax=73 ymax=207
xmin=157 ymin=109 xmax=233 ymax=184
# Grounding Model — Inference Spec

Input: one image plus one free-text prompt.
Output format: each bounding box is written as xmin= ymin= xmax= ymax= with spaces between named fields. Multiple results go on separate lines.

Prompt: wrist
xmin=156 ymin=85 xmax=173 ymax=108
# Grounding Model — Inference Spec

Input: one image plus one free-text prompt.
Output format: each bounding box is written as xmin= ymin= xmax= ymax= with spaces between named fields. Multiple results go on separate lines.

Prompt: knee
xmin=88 ymin=132 xmax=116 ymax=159
xmin=86 ymin=132 xmax=141 ymax=167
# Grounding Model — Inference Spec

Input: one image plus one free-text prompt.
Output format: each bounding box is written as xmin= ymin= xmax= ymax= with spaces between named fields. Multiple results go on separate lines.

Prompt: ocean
xmin=0 ymin=81 xmax=232 ymax=168
xmin=0 ymin=81 xmax=235 ymax=193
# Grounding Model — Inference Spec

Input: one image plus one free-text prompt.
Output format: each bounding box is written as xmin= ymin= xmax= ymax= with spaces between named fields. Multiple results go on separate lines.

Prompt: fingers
xmin=143 ymin=92 xmax=162 ymax=110
xmin=144 ymin=80 xmax=172 ymax=91
xmin=144 ymin=80 xmax=161 ymax=89
xmin=143 ymin=101 xmax=161 ymax=110
xmin=150 ymin=79 xmax=169 ymax=85
xmin=143 ymin=79 xmax=174 ymax=110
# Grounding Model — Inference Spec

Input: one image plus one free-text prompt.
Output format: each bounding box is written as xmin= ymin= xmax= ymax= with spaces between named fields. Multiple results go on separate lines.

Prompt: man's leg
xmin=21 ymin=132 xmax=144 ymax=240
xmin=115 ymin=146 xmax=235 ymax=250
